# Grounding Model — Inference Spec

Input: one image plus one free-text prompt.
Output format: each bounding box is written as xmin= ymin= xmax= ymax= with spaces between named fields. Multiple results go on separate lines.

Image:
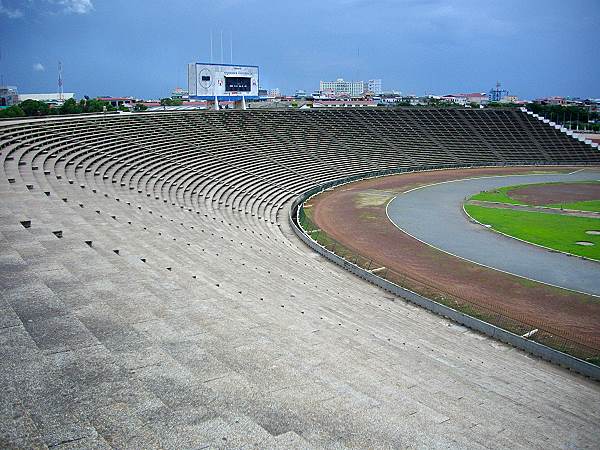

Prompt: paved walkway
xmin=387 ymin=169 xmax=600 ymax=296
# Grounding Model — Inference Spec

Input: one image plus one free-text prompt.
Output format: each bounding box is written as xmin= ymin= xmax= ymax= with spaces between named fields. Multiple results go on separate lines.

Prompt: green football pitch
xmin=465 ymin=182 xmax=600 ymax=260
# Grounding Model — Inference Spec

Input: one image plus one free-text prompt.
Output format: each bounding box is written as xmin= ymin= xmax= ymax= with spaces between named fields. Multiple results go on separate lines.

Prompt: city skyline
xmin=1 ymin=0 xmax=599 ymax=99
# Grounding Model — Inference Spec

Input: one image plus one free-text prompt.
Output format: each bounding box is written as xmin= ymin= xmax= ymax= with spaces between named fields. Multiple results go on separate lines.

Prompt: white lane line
xmin=384 ymin=174 xmax=600 ymax=299
xmin=400 ymin=169 xmax=596 ymax=196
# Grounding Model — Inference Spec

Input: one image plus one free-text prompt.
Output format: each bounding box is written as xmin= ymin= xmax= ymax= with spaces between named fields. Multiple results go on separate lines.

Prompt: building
xmin=313 ymin=99 xmax=377 ymax=108
xmin=188 ymin=62 xmax=259 ymax=101
xmin=18 ymin=92 xmax=75 ymax=105
xmin=0 ymin=86 xmax=18 ymax=107
xmin=500 ymin=95 xmax=519 ymax=104
xmin=96 ymin=97 xmax=136 ymax=108
xmin=294 ymin=90 xmax=308 ymax=99
xmin=366 ymin=79 xmax=382 ymax=95
xmin=445 ymin=92 xmax=488 ymax=105
xmin=268 ymin=88 xmax=281 ymax=98
xmin=441 ymin=95 xmax=468 ymax=106
xmin=536 ymin=96 xmax=568 ymax=106
xmin=171 ymin=87 xmax=188 ymax=100
xmin=320 ymin=78 xmax=365 ymax=97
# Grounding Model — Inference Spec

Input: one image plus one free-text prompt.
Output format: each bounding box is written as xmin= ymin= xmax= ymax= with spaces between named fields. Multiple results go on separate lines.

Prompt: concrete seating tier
xmin=1 ymin=108 xmax=600 ymax=449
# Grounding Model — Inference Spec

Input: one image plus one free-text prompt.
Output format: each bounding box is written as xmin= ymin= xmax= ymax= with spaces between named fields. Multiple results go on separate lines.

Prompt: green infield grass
xmin=464 ymin=204 xmax=600 ymax=260
xmin=547 ymin=200 xmax=600 ymax=213
xmin=471 ymin=181 xmax=600 ymax=212
xmin=470 ymin=184 xmax=531 ymax=205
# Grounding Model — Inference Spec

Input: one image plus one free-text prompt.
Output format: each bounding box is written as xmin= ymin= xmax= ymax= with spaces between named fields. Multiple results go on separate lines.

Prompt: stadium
xmin=1 ymin=107 xmax=600 ymax=448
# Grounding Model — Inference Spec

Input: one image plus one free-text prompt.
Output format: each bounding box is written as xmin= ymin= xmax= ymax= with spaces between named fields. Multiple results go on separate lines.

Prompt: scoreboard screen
xmin=225 ymin=76 xmax=251 ymax=92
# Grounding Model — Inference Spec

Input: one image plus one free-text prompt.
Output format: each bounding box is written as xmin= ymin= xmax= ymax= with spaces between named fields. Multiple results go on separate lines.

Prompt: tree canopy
xmin=160 ymin=98 xmax=183 ymax=106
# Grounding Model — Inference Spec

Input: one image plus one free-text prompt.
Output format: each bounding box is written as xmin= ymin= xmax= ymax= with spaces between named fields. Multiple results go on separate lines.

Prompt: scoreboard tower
xmin=188 ymin=62 xmax=259 ymax=102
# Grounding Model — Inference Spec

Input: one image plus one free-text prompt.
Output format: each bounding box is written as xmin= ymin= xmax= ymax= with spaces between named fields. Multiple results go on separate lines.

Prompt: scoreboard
xmin=188 ymin=62 xmax=259 ymax=100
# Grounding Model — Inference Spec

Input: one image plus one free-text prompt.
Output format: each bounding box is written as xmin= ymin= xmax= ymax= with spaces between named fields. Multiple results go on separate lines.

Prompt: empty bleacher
xmin=1 ymin=108 xmax=599 ymax=449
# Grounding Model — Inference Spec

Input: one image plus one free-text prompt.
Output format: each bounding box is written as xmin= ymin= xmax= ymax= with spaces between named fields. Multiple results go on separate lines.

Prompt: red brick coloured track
xmin=309 ymin=166 xmax=600 ymax=351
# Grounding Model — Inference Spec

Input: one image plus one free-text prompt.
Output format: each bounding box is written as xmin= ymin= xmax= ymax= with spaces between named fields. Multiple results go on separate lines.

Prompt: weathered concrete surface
xmin=1 ymin=112 xmax=600 ymax=449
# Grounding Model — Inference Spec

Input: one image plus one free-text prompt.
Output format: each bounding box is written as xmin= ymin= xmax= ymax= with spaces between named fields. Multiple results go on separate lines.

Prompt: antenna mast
xmin=220 ymin=30 xmax=223 ymax=64
xmin=58 ymin=62 xmax=64 ymax=101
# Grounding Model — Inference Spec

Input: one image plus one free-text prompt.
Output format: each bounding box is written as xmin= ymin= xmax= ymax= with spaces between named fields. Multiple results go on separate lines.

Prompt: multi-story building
xmin=319 ymin=78 xmax=365 ymax=97
xmin=366 ymin=79 xmax=382 ymax=95
xmin=0 ymin=86 xmax=18 ymax=107
xmin=171 ymin=87 xmax=188 ymax=100
xmin=268 ymin=88 xmax=281 ymax=97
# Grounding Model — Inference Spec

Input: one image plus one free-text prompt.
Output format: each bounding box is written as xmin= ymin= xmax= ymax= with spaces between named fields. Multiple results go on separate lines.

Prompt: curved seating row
xmin=1 ymin=108 xmax=600 ymax=448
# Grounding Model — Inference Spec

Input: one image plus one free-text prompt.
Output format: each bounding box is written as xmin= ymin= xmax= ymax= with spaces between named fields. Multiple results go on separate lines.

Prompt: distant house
xmin=312 ymin=99 xmax=376 ymax=108
xmin=444 ymin=92 xmax=488 ymax=105
xmin=96 ymin=97 xmax=136 ymax=108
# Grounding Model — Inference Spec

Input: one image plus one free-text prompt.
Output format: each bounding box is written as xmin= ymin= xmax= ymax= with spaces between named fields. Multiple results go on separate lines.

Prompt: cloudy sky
xmin=1 ymin=0 xmax=599 ymax=99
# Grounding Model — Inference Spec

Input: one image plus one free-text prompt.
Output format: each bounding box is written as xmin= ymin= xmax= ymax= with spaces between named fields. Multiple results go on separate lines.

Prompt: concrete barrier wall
xmin=288 ymin=165 xmax=600 ymax=381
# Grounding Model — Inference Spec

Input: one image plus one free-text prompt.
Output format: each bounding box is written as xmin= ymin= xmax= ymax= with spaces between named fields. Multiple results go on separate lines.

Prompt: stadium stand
xmin=1 ymin=108 xmax=600 ymax=448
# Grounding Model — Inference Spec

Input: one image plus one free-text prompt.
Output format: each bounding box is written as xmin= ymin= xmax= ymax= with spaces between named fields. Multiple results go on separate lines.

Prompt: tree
xmin=134 ymin=103 xmax=148 ymax=111
xmin=0 ymin=105 xmax=25 ymax=118
xmin=85 ymin=99 xmax=111 ymax=113
xmin=160 ymin=98 xmax=182 ymax=106
xmin=20 ymin=99 xmax=50 ymax=116
xmin=59 ymin=98 xmax=83 ymax=115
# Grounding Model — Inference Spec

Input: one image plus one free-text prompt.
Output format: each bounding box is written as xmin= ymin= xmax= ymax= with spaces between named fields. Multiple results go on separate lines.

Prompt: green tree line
xmin=0 ymin=98 xmax=147 ymax=119
xmin=526 ymin=102 xmax=599 ymax=131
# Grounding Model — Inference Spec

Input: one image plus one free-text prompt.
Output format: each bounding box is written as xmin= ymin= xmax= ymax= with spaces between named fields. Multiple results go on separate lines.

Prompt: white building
xmin=18 ymin=93 xmax=75 ymax=104
xmin=367 ymin=79 xmax=382 ymax=95
xmin=320 ymin=78 xmax=365 ymax=97
xmin=441 ymin=95 xmax=468 ymax=106
xmin=268 ymin=88 xmax=281 ymax=97
xmin=0 ymin=86 xmax=18 ymax=107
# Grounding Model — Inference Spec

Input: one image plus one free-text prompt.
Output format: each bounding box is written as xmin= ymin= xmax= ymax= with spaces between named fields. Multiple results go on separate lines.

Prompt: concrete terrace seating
xmin=1 ymin=108 xmax=600 ymax=449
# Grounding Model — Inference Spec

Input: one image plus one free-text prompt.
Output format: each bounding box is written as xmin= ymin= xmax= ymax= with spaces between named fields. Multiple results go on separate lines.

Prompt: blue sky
xmin=1 ymin=0 xmax=599 ymax=99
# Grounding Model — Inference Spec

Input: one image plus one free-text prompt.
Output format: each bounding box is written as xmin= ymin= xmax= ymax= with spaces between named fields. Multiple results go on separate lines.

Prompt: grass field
xmin=470 ymin=184 xmax=532 ymax=205
xmin=547 ymin=200 xmax=600 ymax=213
xmin=464 ymin=204 xmax=600 ymax=260
xmin=471 ymin=181 xmax=600 ymax=212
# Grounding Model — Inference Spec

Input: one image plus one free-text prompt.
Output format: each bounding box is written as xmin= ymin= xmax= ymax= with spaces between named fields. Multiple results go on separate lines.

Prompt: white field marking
xmin=384 ymin=173 xmax=600 ymax=299
xmin=522 ymin=329 xmax=539 ymax=338
xmin=568 ymin=168 xmax=587 ymax=175
xmin=462 ymin=204 xmax=599 ymax=264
